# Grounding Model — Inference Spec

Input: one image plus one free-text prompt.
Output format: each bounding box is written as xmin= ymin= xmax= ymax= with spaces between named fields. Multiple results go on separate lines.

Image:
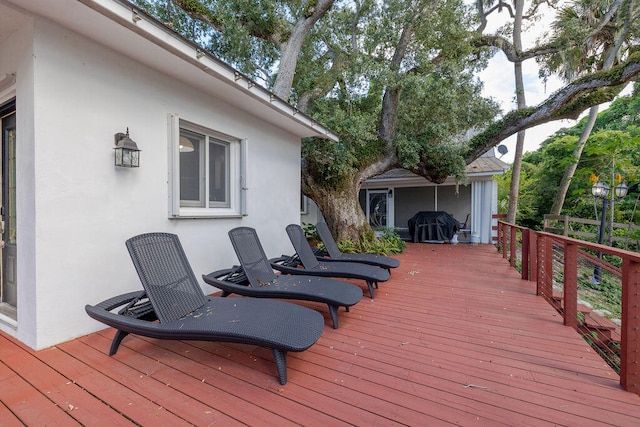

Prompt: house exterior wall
xmin=0 ymin=17 xmax=303 ymax=349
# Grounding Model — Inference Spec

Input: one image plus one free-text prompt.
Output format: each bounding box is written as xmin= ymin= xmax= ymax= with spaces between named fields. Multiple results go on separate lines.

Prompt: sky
xmin=474 ymin=1 xmax=633 ymax=164
xmin=478 ymin=54 xmax=571 ymax=164
xmin=475 ymin=3 xmax=573 ymax=164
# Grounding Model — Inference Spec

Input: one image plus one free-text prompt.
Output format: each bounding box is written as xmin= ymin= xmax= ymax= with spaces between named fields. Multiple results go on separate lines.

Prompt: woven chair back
xmin=315 ymin=222 xmax=342 ymax=258
xmin=126 ymin=233 xmax=207 ymax=323
xmin=228 ymin=227 xmax=277 ymax=286
xmin=286 ymin=224 xmax=320 ymax=269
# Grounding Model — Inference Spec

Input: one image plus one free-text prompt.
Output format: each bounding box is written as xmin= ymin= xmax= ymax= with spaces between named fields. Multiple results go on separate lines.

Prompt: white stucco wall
xmin=0 ymin=17 xmax=304 ymax=349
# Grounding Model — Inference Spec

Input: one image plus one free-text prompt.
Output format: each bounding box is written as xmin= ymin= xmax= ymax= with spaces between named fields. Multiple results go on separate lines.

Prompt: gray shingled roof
xmin=369 ymin=155 xmax=509 ymax=181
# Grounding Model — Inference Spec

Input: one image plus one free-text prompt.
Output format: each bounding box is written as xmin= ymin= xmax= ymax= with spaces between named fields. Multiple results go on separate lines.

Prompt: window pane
xmin=209 ymin=139 xmax=228 ymax=206
xmin=180 ymin=129 xmax=205 ymax=207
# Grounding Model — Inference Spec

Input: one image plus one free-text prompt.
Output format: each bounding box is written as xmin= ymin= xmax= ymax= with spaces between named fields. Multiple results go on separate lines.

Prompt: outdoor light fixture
xmin=615 ymin=181 xmax=629 ymax=198
xmin=179 ymin=135 xmax=194 ymax=152
xmin=114 ymin=128 xmax=140 ymax=168
xmin=591 ymin=178 xmax=628 ymax=283
xmin=591 ymin=180 xmax=610 ymax=200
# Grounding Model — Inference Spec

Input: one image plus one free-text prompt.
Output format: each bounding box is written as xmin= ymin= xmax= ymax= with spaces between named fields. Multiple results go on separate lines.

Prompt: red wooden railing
xmin=497 ymin=220 xmax=640 ymax=396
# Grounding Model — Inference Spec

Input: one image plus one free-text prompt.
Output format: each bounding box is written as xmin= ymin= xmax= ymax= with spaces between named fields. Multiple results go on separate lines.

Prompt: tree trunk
xmin=305 ymin=178 xmax=370 ymax=242
xmin=549 ymin=106 xmax=599 ymax=215
xmin=507 ymin=130 xmax=525 ymax=224
xmin=506 ymin=0 xmax=526 ymax=225
xmin=271 ymin=0 xmax=336 ymax=99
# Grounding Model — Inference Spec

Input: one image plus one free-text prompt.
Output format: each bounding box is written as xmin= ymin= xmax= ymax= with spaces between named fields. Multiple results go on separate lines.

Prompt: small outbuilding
xmin=303 ymin=150 xmax=509 ymax=244
xmin=0 ymin=0 xmax=336 ymax=349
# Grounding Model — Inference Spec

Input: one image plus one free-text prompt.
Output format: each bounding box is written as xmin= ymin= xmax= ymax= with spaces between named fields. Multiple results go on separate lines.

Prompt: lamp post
xmin=591 ymin=179 xmax=628 ymax=283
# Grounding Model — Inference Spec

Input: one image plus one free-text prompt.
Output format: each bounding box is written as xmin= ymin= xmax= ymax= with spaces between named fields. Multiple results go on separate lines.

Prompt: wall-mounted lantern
xmin=114 ymin=128 xmax=140 ymax=167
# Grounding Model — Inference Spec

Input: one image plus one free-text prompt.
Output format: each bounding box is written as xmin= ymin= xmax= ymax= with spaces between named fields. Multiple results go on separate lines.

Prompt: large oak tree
xmin=135 ymin=0 xmax=640 ymax=240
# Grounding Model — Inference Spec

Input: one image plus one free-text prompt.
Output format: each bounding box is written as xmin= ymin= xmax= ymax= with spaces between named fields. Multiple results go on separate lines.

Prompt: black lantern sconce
xmin=114 ymin=128 xmax=141 ymax=168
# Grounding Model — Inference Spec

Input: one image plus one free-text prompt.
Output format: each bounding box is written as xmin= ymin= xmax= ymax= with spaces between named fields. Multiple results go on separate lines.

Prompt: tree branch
xmin=586 ymin=0 xmax=624 ymax=41
xmin=173 ymin=0 xmax=288 ymax=46
xmin=475 ymin=35 xmax=565 ymax=62
xmin=475 ymin=1 xmax=514 ymax=33
xmin=465 ymin=52 xmax=640 ymax=163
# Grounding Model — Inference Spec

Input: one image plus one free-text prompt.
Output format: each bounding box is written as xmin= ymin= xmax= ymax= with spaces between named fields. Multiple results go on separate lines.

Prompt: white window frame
xmin=168 ymin=114 xmax=248 ymax=218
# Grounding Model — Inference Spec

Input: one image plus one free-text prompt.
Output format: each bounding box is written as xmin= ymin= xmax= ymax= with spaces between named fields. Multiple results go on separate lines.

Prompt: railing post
xmin=510 ymin=226 xmax=517 ymax=268
xmin=522 ymin=229 xmax=530 ymax=281
xmin=529 ymin=230 xmax=538 ymax=283
xmin=563 ymin=241 xmax=578 ymax=329
xmin=536 ymin=234 xmax=544 ymax=296
xmin=621 ymin=258 xmax=640 ymax=395
xmin=502 ymin=223 xmax=508 ymax=259
xmin=537 ymin=235 xmax=553 ymax=301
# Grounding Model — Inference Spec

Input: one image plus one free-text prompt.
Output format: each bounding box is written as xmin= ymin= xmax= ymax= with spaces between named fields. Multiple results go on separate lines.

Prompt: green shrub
xmin=337 ymin=227 xmax=406 ymax=255
xmin=301 ymin=222 xmax=319 ymax=240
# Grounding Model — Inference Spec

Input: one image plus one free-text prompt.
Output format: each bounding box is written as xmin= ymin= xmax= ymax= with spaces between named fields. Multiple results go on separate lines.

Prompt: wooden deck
xmin=2 ymin=243 xmax=640 ymax=425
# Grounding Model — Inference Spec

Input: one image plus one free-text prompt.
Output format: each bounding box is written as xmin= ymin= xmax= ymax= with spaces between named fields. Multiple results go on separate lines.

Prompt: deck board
xmin=1 ymin=242 xmax=640 ymax=425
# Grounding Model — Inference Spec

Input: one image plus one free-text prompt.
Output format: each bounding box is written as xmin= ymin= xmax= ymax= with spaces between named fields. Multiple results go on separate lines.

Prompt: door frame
xmin=0 ymin=98 xmax=16 ymax=321
xmin=365 ymin=188 xmax=394 ymax=231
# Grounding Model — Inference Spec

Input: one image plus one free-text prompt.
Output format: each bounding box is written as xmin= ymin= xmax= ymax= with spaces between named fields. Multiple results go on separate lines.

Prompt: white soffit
xmin=6 ymin=0 xmax=339 ymax=141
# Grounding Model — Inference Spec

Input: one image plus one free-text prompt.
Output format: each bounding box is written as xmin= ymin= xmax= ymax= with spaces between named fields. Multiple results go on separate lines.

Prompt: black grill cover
xmin=408 ymin=211 xmax=459 ymax=243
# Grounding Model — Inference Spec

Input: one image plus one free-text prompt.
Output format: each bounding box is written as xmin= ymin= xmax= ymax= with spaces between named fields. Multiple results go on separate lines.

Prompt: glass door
xmin=367 ymin=189 xmax=389 ymax=229
xmin=0 ymin=99 xmax=16 ymax=320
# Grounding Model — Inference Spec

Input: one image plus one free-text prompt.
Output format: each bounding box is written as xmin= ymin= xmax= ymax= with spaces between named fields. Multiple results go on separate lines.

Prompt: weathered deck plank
xmin=1 ymin=242 xmax=639 ymax=425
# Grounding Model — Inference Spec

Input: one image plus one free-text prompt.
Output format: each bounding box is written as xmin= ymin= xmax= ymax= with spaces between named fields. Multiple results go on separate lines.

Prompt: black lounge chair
xmin=271 ymin=224 xmax=390 ymax=298
xmin=315 ymin=222 xmax=400 ymax=272
xmin=202 ymin=227 xmax=363 ymax=329
xmin=85 ymin=232 xmax=324 ymax=385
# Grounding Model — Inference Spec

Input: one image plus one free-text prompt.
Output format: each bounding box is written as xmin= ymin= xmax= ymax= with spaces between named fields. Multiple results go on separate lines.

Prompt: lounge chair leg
xmin=220 ymin=291 xmax=231 ymax=297
xmin=328 ymin=305 xmax=339 ymax=329
xmin=374 ymin=281 xmax=379 ymax=289
xmin=109 ymin=330 xmax=129 ymax=356
xmin=345 ymin=306 xmax=350 ymax=312
xmin=272 ymin=349 xmax=288 ymax=385
xmin=366 ymin=281 xmax=375 ymax=299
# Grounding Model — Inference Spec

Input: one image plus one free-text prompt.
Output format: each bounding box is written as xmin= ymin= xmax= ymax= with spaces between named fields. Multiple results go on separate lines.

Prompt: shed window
xmin=169 ymin=115 xmax=247 ymax=218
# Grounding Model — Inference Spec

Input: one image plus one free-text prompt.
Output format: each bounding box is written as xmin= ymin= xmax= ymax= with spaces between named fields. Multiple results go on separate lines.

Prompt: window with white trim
xmin=169 ymin=114 xmax=247 ymax=218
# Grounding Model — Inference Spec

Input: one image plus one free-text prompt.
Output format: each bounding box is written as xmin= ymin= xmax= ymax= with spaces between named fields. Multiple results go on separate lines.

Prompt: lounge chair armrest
xmin=270 ymin=256 xmax=305 ymax=275
xmin=86 ymin=291 xmax=163 ymax=331
xmin=270 ymin=254 xmax=302 ymax=268
xmin=90 ymin=291 xmax=147 ymax=312
xmin=206 ymin=267 xmax=236 ymax=278
xmin=203 ymin=265 xmax=249 ymax=287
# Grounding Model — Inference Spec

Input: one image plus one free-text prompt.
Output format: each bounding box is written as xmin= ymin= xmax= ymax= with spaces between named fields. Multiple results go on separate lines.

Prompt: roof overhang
xmin=362 ymin=157 xmax=509 ymax=188
xmin=1 ymin=0 xmax=339 ymax=141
